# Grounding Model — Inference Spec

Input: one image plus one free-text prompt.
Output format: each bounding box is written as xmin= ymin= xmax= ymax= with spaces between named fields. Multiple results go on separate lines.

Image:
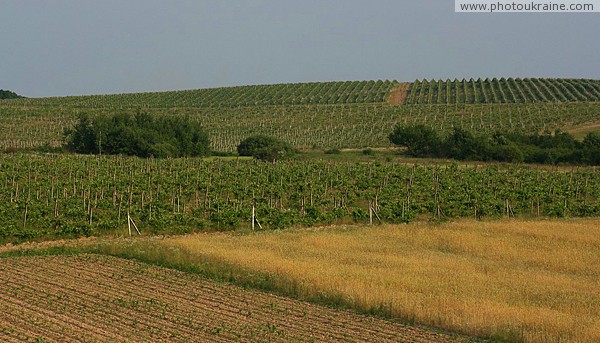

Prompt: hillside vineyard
xmin=0 ymin=78 xmax=598 ymax=151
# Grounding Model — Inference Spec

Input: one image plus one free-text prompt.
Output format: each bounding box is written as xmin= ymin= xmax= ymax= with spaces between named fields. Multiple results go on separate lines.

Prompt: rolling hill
xmin=0 ymin=78 xmax=598 ymax=151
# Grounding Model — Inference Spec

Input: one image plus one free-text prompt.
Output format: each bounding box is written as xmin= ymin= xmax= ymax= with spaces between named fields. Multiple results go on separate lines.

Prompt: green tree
xmin=64 ymin=112 xmax=210 ymax=158
xmin=237 ymin=135 xmax=295 ymax=161
xmin=388 ymin=124 xmax=442 ymax=157
xmin=0 ymin=89 xmax=24 ymax=99
xmin=443 ymin=128 xmax=488 ymax=160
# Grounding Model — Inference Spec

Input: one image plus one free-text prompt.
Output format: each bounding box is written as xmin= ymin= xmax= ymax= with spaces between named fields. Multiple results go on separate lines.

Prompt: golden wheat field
xmin=163 ymin=219 xmax=600 ymax=342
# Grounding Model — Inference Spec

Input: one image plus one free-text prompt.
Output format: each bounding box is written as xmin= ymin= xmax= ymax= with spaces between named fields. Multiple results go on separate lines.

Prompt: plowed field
xmin=0 ymin=254 xmax=473 ymax=342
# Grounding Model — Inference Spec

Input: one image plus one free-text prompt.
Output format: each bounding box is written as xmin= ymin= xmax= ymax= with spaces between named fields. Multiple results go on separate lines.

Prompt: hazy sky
xmin=1 ymin=0 xmax=598 ymax=97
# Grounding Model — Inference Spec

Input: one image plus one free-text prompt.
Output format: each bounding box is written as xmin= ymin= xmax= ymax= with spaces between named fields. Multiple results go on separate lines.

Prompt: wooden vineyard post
xmin=369 ymin=200 xmax=381 ymax=225
xmin=127 ymin=211 xmax=141 ymax=236
xmin=127 ymin=211 xmax=131 ymax=236
xmin=23 ymin=204 xmax=28 ymax=228
xmin=251 ymin=205 xmax=262 ymax=230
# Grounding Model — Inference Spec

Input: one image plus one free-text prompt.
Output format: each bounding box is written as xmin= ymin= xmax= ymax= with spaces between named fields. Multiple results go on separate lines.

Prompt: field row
xmin=0 ymin=154 xmax=598 ymax=241
xmin=406 ymin=78 xmax=600 ymax=104
xmin=0 ymin=80 xmax=398 ymax=109
xmin=0 ymin=254 xmax=467 ymax=342
xmin=1 ymin=102 xmax=598 ymax=151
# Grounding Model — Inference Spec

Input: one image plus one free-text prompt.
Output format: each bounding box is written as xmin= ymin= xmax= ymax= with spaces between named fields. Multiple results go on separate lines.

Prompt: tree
xmin=582 ymin=132 xmax=600 ymax=165
xmin=64 ymin=113 xmax=99 ymax=154
xmin=0 ymin=89 xmax=24 ymax=99
xmin=64 ymin=112 xmax=211 ymax=158
xmin=443 ymin=128 xmax=488 ymax=160
xmin=237 ymin=135 xmax=295 ymax=161
xmin=388 ymin=124 xmax=441 ymax=157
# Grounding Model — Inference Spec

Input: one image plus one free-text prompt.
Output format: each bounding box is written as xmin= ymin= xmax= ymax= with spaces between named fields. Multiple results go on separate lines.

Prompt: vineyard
xmin=406 ymin=78 xmax=600 ymax=105
xmin=2 ymin=78 xmax=598 ymax=110
xmin=0 ymin=80 xmax=399 ymax=109
xmin=0 ymin=254 xmax=467 ymax=342
xmin=0 ymin=78 xmax=598 ymax=151
xmin=0 ymin=154 xmax=598 ymax=242
xmin=1 ymin=102 xmax=598 ymax=151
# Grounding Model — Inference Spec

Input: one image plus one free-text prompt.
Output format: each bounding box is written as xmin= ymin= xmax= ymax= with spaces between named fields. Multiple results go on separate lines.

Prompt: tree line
xmin=64 ymin=112 xmax=295 ymax=160
xmin=64 ymin=112 xmax=211 ymax=158
xmin=389 ymin=124 xmax=600 ymax=165
xmin=0 ymin=89 xmax=24 ymax=99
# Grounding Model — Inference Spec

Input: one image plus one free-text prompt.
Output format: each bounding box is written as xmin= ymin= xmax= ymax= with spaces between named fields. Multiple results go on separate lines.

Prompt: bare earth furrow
xmin=44 ymin=256 xmax=412 ymax=340
xmin=0 ymin=318 xmax=41 ymax=343
xmin=3 ymin=259 xmax=321 ymax=342
xmin=5 ymin=264 xmax=268 ymax=341
xmin=0 ymin=270 xmax=220 ymax=342
xmin=0 ymin=293 xmax=84 ymax=342
xmin=0 ymin=255 xmax=472 ymax=342
xmin=10 ymin=256 xmax=357 ymax=341
xmin=10 ymin=261 xmax=350 ymax=342
xmin=19 ymin=257 xmax=379 ymax=341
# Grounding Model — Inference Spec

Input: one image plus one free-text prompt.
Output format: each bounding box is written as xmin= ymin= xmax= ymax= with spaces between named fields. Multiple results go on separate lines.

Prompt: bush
xmin=443 ymin=128 xmax=489 ymax=161
xmin=490 ymin=143 xmax=524 ymax=163
xmin=388 ymin=124 xmax=441 ymax=157
xmin=389 ymin=124 xmax=600 ymax=166
xmin=237 ymin=135 xmax=295 ymax=161
xmin=64 ymin=112 xmax=211 ymax=158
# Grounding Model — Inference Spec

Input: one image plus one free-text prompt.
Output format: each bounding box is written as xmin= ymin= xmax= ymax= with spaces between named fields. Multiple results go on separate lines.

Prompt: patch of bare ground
xmin=387 ymin=83 xmax=411 ymax=105
xmin=0 ymin=254 xmax=476 ymax=342
xmin=566 ymin=122 xmax=600 ymax=139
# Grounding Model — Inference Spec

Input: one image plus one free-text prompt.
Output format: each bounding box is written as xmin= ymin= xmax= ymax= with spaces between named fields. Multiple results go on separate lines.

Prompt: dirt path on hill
xmin=387 ymin=83 xmax=412 ymax=105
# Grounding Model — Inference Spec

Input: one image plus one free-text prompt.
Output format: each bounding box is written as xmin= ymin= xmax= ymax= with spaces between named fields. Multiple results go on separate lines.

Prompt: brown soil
xmin=387 ymin=83 xmax=412 ymax=105
xmin=566 ymin=122 xmax=600 ymax=138
xmin=0 ymin=254 xmax=475 ymax=342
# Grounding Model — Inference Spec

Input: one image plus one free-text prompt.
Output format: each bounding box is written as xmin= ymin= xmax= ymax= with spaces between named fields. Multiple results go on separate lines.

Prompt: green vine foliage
xmin=0 ymin=154 xmax=598 ymax=243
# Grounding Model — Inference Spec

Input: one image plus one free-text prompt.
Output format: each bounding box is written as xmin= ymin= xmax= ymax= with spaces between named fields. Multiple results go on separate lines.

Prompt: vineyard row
xmin=406 ymin=78 xmax=600 ymax=105
xmin=0 ymin=154 xmax=598 ymax=241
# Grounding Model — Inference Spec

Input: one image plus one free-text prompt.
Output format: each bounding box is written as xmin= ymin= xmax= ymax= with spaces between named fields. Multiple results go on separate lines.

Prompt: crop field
xmin=161 ymin=219 xmax=600 ymax=343
xmin=1 ymin=101 xmax=599 ymax=151
xmin=0 ymin=253 xmax=471 ymax=342
xmin=1 ymin=153 xmax=599 ymax=242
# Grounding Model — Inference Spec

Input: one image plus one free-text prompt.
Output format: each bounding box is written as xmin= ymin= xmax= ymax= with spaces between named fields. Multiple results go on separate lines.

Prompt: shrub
xmin=237 ymin=135 xmax=295 ymax=161
xmin=388 ymin=124 xmax=442 ymax=157
xmin=389 ymin=124 xmax=600 ymax=166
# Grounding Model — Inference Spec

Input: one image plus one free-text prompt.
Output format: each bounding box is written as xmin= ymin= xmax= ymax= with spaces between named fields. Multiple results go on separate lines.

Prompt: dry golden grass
xmin=164 ymin=219 xmax=600 ymax=342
